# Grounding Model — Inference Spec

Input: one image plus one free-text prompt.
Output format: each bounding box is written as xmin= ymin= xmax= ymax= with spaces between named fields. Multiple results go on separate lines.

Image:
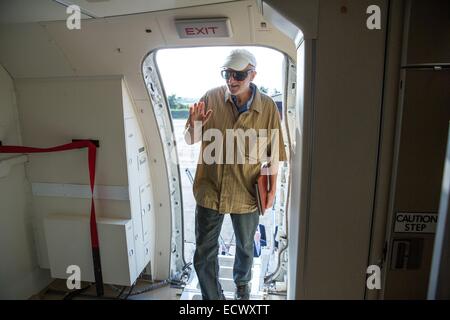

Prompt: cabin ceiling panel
xmin=0 ymin=0 xmax=295 ymax=79
xmin=0 ymin=23 xmax=76 ymax=78
xmin=68 ymin=0 xmax=241 ymax=18
xmin=0 ymin=0 xmax=240 ymax=24
xmin=42 ymin=16 xmax=165 ymax=76
xmin=0 ymin=0 xmax=89 ymax=24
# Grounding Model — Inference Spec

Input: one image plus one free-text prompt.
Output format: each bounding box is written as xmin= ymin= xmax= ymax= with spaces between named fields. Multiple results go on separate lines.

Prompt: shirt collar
xmin=224 ymin=83 xmax=262 ymax=113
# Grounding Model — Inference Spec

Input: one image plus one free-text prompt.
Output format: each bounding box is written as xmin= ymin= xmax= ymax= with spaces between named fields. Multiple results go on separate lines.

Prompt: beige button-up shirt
xmin=185 ymin=85 xmax=287 ymax=214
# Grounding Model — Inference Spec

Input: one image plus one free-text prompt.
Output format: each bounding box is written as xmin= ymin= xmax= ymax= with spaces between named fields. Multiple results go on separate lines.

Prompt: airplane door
xmin=381 ymin=0 xmax=450 ymax=299
xmin=143 ymin=53 xmax=186 ymax=279
xmin=383 ymin=68 xmax=450 ymax=299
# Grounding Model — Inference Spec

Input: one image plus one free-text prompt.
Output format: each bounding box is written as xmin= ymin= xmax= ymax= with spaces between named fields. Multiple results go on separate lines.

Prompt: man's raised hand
xmin=189 ymin=101 xmax=213 ymax=128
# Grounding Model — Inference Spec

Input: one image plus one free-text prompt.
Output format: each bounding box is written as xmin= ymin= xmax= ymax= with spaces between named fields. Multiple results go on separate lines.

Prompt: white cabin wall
xmin=14 ymin=76 xmax=131 ymax=268
xmin=305 ymin=0 xmax=387 ymax=299
xmin=266 ymin=0 xmax=388 ymax=299
xmin=0 ymin=64 xmax=51 ymax=299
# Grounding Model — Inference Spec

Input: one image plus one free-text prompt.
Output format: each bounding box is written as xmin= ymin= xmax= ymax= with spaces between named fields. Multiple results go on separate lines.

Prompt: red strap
xmin=0 ymin=141 xmax=99 ymax=247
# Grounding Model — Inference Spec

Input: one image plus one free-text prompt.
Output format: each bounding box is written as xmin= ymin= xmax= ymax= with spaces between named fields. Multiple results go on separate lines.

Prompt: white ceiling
xmin=0 ymin=0 xmax=241 ymax=23
xmin=69 ymin=0 xmax=240 ymax=17
xmin=0 ymin=0 xmax=89 ymax=23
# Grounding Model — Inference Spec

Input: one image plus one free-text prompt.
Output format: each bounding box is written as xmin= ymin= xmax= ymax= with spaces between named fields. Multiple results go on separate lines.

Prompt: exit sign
xmin=175 ymin=18 xmax=232 ymax=38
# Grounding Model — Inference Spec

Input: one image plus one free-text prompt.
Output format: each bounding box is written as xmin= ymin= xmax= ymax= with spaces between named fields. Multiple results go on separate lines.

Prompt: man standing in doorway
xmin=184 ymin=49 xmax=287 ymax=300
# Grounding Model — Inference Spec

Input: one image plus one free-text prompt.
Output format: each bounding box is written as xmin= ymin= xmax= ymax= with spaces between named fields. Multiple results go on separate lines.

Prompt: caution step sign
xmin=394 ymin=212 xmax=438 ymax=233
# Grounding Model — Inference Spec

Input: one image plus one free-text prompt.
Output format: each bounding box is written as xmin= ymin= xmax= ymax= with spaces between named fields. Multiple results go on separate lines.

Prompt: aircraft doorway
xmin=144 ymin=46 xmax=294 ymax=299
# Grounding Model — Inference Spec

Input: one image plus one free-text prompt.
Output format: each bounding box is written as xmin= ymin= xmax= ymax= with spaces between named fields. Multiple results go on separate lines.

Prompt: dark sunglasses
xmin=221 ymin=69 xmax=254 ymax=81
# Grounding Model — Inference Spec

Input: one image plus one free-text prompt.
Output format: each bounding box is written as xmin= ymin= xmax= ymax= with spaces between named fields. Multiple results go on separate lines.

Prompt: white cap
xmin=221 ymin=49 xmax=257 ymax=71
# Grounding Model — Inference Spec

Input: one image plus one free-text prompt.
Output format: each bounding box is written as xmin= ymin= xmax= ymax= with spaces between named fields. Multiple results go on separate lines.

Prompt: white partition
xmin=122 ymin=80 xmax=155 ymax=275
xmin=13 ymin=76 xmax=157 ymax=286
xmin=44 ymin=215 xmax=137 ymax=286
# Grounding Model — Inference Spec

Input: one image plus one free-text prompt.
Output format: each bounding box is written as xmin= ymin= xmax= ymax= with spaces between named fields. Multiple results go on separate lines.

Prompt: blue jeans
xmin=193 ymin=205 xmax=259 ymax=300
